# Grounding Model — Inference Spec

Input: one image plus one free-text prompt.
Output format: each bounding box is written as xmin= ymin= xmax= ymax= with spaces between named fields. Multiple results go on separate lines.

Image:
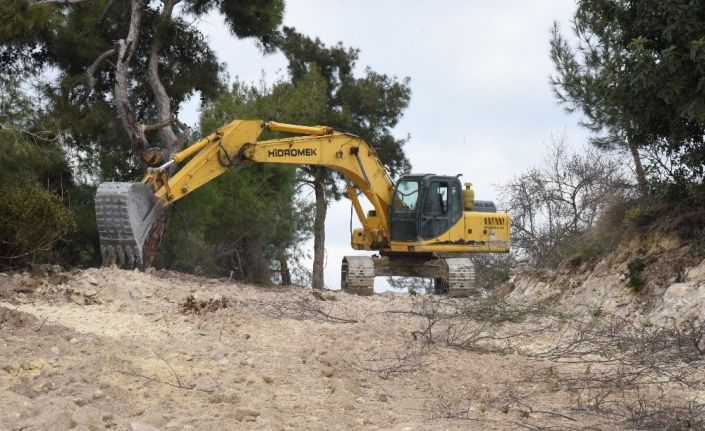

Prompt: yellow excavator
xmin=95 ymin=120 xmax=510 ymax=296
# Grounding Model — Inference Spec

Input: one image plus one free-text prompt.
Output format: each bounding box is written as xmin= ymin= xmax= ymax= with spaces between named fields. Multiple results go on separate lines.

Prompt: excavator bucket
xmin=95 ymin=182 xmax=164 ymax=268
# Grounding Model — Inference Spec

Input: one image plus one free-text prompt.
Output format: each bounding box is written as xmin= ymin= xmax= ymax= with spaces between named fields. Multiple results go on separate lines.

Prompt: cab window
xmin=451 ymin=181 xmax=463 ymax=223
xmin=423 ymin=181 xmax=448 ymax=216
xmin=392 ymin=180 xmax=419 ymax=211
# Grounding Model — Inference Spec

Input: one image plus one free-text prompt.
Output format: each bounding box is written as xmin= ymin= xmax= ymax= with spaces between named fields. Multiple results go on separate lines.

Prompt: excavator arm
xmin=96 ymin=119 xmax=395 ymax=267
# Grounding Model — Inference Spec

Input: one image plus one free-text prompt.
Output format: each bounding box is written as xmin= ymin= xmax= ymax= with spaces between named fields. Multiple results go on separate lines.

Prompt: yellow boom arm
xmin=143 ymin=119 xmax=395 ymax=245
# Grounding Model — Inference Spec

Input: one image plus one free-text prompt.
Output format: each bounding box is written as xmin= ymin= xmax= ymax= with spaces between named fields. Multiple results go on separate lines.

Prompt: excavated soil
xmin=1 ymin=266 xmax=703 ymax=430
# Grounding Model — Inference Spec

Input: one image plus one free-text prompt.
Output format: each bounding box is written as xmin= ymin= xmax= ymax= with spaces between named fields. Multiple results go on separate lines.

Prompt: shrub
xmin=627 ymin=257 xmax=646 ymax=293
xmin=0 ymin=183 xmax=75 ymax=268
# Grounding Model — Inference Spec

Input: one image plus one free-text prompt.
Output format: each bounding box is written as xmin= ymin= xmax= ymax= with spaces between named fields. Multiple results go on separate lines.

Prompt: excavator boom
xmin=95 ymin=119 xmax=394 ymax=267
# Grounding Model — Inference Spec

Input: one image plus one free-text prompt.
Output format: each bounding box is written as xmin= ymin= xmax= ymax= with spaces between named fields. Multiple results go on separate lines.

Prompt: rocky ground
xmin=1 ymin=256 xmax=704 ymax=430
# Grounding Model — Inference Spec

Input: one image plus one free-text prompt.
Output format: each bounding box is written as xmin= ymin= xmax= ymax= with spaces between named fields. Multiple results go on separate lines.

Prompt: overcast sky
xmin=180 ymin=0 xmax=589 ymax=290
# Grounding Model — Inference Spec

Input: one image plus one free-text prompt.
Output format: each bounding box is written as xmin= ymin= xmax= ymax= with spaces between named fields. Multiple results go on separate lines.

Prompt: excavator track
xmin=95 ymin=182 xmax=164 ymax=268
xmin=341 ymin=255 xmax=478 ymax=296
xmin=341 ymin=256 xmax=375 ymax=296
xmin=443 ymin=257 xmax=478 ymax=297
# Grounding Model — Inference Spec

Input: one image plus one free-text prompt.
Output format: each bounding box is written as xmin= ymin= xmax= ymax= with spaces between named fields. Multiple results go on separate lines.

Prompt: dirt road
xmin=1 ymin=267 xmax=701 ymax=430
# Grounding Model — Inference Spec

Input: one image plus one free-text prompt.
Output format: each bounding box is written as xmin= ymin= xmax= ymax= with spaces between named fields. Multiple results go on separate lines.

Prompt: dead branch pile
xmin=245 ymin=290 xmax=358 ymax=324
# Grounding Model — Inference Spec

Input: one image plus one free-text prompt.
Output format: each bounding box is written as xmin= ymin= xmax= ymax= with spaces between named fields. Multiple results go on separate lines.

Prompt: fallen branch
xmin=34 ymin=316 xmax=49 ymax=332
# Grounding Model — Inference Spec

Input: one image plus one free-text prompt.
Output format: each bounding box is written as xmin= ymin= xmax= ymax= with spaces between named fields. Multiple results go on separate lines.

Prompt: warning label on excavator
xmin=267 ymin=148 xmax=317 ymax=158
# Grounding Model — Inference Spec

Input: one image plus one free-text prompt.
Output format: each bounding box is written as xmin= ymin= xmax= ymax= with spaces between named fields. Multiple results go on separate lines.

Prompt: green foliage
xmin=624 ymin=204 xmax=658 ymax=229
xmin=277 ymin=27 xmax=412 ymax=180
xmin=588 ymin=306 xmax=603 ymax=318
xmin=551 ymin=0 xmax=705 ymax=182
xmin=158 ymin=76 xmax=318 ymax=282
xmin=184 ymin=0 xmax=284 ymax=50
xmin=56 ymin=184 xmax=101 ymax=268
xmin=0 ymin=182 xmax=75 ymax=268
xmin=567 ymin=231 xmax=617 ymax=264
xmin=627 ymin=257 xmax=646 ymax=293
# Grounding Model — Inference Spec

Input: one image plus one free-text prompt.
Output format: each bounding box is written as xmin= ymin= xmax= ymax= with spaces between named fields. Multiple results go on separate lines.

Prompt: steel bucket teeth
xmin=95 ymin=182 xmax=164 ymax=268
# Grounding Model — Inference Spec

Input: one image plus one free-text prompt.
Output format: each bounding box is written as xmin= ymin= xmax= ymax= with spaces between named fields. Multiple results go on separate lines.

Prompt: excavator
xmin=95 ymin=119 xmax=510 ymax=296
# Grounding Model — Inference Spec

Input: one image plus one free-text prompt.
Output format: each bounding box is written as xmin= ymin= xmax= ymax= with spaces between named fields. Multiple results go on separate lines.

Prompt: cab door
xmin=419 ymin=179 xmax=451 ymax=242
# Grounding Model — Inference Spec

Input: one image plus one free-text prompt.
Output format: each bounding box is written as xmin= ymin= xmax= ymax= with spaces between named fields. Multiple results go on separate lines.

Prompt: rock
xmin=71 ymin=406 xmax=103 ymax=430
xmin=224 ymin=391 xmax=241 ymax=404
xmin=130 ymin=422 xmax=160 ymax=431
xmin=51 ymin=346 xmax=60 ymax=355
xmin=245 ymin=373 xmax=258 ymax=385
xmin=377 ymin=393 xmax=388 ymax=402
xmin=233 ymin=408 xmax=260 ymax=422
xmin=69 ymin=337 xmax=79 ymax=345
xmin=165 ymin=419 xmax=182 ymax=429
xmin=262 ymin=375 xmax=274 ymax=384
xmin=321 ymin=366 xmax=335 ymax=378
xmin=138 ymin=410 xmax=168 ymax=428
xmin=208 ymin=393 xmax=224 ymax=404
xmin=193 ymin=375 xmax=217 ymax=392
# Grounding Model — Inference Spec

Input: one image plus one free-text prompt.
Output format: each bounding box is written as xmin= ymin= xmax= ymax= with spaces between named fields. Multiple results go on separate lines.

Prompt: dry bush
xmin=531 ymin=316 xmax=705 ymax=388
xmin=353 ymin=341 xmax=426 ymax=380
xmin=498 ymin=137 xmax=629 ymax=268
xmin=409 ymin=294 xmax=705 ymax=429
xmin=399 ymin=295 xmax=561 ymax=353
xmin=427 ymin=389 xmax=473 ymax=420
xmin=246 ymin=290 xmax=357 ymax=323
xmin=181 ymin=295 xmax=229 ymax=315
xmin=522 ymin=316 xmax=705 ymax=429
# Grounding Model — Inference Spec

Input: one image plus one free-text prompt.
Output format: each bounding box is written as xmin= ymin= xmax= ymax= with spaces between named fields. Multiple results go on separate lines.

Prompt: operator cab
xmin=389 ymin=174 xmax=494 ymax=242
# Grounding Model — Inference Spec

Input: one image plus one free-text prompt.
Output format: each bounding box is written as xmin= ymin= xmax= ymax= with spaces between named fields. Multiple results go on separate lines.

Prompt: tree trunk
xmin=279 ymin=257 xmax=291 ymax=286
xmin=141 ymin=208 xmax=170 ymax=268
xmin=312 ymin=169 xmax=327 ymax=290
xmin=628 ymin=139 xmax=648 ymax=196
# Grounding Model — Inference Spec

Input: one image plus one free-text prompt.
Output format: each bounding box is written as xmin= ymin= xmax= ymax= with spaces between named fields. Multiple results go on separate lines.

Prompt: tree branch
xmin=97 ymin=0 xmax=116 ymax=24
xmin=114 ymin=0 xmax=148 ymax=158
xmin=146 ymin=0 xmax=180 ymax=154
xmin=140 ymin=115 xmax=175 ymax=133
xmin=81 ymin=47 xmax=117 ymax=102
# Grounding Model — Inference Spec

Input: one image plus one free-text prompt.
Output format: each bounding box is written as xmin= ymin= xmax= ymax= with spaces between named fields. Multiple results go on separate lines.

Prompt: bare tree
xmin=499 ymin=134 xmax=629 ymax=267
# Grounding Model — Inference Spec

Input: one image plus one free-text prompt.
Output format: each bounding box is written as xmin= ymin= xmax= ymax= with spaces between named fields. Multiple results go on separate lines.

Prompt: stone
xmin=71 ymin=406 xmax=103 ymax=430
xmin=233 ymin=408 xmax=260 ymax=422
xmin=377 ymin=393 xmax=388 ymax=402
xmin=92 ymin=389 xmax=105 ymax=400
xmin=321 ymin=366 xmax=335 ymax=378
xmin=208 ymin=393 xmax=224 ymax=404
xmin=262 ymin=375 xmax=274 ymax=384
xmin=193 ymin=375 xmax=217 ymax=392
xmin=165 ymin=419 xmax=182 ymax=429
xmin=224 ymin=391 xmax=241 ymax=404
xmin=138 ymin=410 xmax=168 ymax=428
xmin=130 ymin=422 xmax=160 ymax=431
